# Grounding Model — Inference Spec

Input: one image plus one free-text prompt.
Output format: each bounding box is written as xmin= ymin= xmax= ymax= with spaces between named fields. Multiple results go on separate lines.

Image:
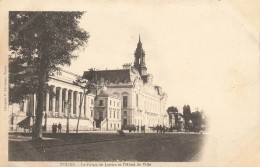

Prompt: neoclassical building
xmin=9 ymin=70 xmax=96 ymax=132
xmin=83 ymin=37 xmax=168 ymax=129
xmin=9 ymin=36 xmax=168 ymax=131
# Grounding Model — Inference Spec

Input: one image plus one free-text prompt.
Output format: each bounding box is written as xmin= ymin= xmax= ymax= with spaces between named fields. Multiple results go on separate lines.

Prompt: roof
xmin=83 ymin=69 xmax=131 ymax=84
xmin=98 ymin=89 xmax=109 ymax=97
xmin=97 ymin=88 xmax=120 ymax=99
xmin=17 ymin=116 xmax=31 ymax=128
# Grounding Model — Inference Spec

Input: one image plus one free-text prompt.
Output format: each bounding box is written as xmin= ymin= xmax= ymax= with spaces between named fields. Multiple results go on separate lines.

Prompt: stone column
xmin=58 ymin=87 xmax=62 ymax=116
xmin=70 ymin=90 xmax=74 ymax=115
xmin=64 ymin=89 xmax=68 ymax=116
xmin=75 ymin=91 xmax=79 ymax=117
xmin=46 ymin=91 xmax=49 ymax=115
xmin=52 ymin=86 xmax=56 ymax=115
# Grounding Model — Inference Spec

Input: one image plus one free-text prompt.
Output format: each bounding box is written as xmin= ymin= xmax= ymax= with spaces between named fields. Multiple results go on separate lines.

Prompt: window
xmin=117 ymin=102 xmax=119 ymax=107
xmin=123 ymin=96 xmax=128 ymax=107
xmin=91 ymin=99 xmax=94 ymax=105
xmin=99 ymin=100 xmax=103 ymax=106
xmin=117 ymin=111 xmax=119 ymax=119
xmin=114 ymin=111 xmax=115 ymax=118
xmin=123 ymin=111 xmax=127 ymax=116
xmin=91 ymin=110 xmax=93 ymax=117
xmin=123 ymin=119 xmax=127 ymax=126
xmin=110 ymin=100 xmax=111 ymax=105
xmin=114 ymin=101 xmax=115 ymax=106
xmin=110 ymin=110 xmax=111 ymax=118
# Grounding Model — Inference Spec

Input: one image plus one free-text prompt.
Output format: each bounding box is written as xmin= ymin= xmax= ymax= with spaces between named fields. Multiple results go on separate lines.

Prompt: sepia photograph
xmin=0 ymin=0 xmax=259 ymax=167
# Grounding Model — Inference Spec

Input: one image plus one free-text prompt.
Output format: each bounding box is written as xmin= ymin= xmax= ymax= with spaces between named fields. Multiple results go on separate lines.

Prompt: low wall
xmin=45 ymin=117 xmax=94 ymax=132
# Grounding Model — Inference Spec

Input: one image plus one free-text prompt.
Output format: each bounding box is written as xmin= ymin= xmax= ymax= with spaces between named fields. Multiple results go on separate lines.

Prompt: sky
xmin=63 ymin=1 xmax=258 ymax=115
xmin=61 ymin=1 xmax=259 ymax=163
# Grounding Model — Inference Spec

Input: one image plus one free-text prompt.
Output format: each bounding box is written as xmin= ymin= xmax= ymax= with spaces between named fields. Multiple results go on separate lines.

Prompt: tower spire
xmin=134 ymin=34 xmax=147 ymax=76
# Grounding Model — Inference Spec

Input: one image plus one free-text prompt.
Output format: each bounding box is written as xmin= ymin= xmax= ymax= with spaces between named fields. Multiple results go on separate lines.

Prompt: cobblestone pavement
xmin=9 ymin=132 xmax=205 ymax=162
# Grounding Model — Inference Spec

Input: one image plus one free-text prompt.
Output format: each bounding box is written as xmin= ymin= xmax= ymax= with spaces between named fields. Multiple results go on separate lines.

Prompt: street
xmin=9 ymin=132 xmax=205 ymax=162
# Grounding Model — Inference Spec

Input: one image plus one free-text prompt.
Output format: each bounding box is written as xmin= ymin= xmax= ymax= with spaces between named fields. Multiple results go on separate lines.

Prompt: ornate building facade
xmin=9 ymin=36 xmax=168 ymax=131
xmin=9 ymin=70 xmax=96 ymax=132
xmin=83 ymin=36 xmax=168 ymax=129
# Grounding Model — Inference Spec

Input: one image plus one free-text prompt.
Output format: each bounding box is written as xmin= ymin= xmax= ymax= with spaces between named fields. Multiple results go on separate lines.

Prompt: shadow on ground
xmin=9 ymin=132 xmax=206 ymax=162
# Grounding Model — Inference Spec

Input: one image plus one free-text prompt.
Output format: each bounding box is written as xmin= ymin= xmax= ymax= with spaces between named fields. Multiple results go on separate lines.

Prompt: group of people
xmin=52 ymin=123 xmax=62 ymax=133
xmin=136 ymin=125 xmax=146 ymax=133
xmin=155 ymin=125 xmax=166 ymax=134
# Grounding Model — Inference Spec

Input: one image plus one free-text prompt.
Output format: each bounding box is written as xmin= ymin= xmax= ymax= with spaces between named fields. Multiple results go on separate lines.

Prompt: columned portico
xmin=11 ymin=70 xmax=96 ymax=132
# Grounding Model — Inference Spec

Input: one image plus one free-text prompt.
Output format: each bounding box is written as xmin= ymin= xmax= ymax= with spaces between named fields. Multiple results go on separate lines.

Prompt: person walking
xmin=52 ymin=123 xmax=55 ymax=133
xmin=159 ymin=125 xmax=163 ymax=133
xmin=54 ymin=123 xmax=57 ymax=133
xmin=163 ymin=125 xmax=166 ymax=133
xmin=58 ymin=122 xmax=62 ymax=133
xmin=156 ymin=124 xmax=159 ymax=133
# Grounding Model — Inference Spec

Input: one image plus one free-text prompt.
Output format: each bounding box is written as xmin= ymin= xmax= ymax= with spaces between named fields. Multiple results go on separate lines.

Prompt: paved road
xmin=9 ymin=132 xmax=205 ymax=162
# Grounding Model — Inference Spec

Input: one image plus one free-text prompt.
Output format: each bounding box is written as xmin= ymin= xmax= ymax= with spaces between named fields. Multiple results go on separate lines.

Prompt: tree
xmin=167 ymin=106 xmax=178 ymax=126
xmin=73 ymin=76 xmax=95 ymax=133
xmin=191 ymin=111 xmax=203 ymax=127
xmin=183 ymin=105 xmax=192 ymax=130
xmin=9 ymin=12 xmax=89 ymax=140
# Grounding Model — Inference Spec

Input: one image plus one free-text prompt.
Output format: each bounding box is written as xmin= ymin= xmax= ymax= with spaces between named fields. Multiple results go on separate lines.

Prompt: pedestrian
xmin=159 ymin=125 xmax=162 ymax=133
xmin=52 ymin=123 xmax=55 ymax=133
xmin=54 ymin=123 xmax=57 ymax=133
xmin=141 ymin=125 xmax=146 ymax=133
xmin=58 ymin=122 xmax=62 ymax=133
xmin=156 ymin=124 xmax=159 ymax=133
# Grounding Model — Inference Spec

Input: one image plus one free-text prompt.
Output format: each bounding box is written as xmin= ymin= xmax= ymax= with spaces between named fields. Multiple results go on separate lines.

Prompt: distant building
xmin=83 ymin=36 xmax=168 ymax=129
xmin=94 ymin=88 xmax=121 ymax=131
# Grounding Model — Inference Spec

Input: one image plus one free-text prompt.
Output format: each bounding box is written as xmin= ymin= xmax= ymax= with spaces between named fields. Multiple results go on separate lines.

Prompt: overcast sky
xmin=62 ymin=2 xmax=259 ymax=162
xmin=64 ymin=1 xmax=258 ymax=116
